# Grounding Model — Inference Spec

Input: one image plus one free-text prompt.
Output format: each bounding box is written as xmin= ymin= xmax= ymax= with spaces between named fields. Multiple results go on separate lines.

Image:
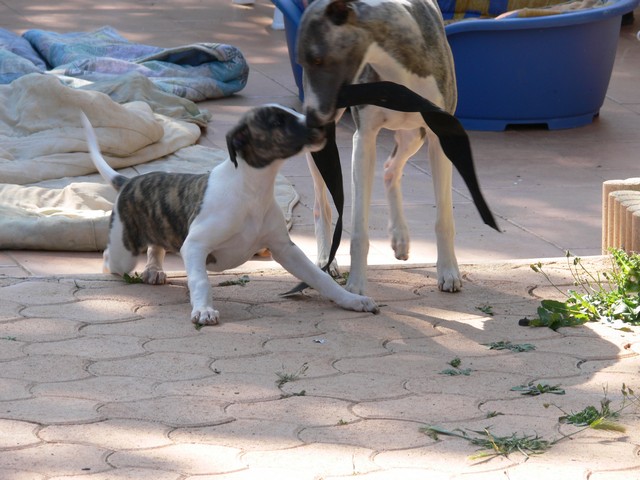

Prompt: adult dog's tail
xmin=80 ymin=111 xmax=127 ymax=191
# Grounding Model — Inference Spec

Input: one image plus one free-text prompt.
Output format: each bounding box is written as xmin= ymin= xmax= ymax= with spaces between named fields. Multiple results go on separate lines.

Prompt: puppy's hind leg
xmin=384 ymin=128 xmax=425 ymax=261
xmin=142 ymin=245 xmax=168 ymax=285
xmin=428 ymin=132 xmax=461 ymax=293
xmin=104 ymin=215 xmax=137 ymax=277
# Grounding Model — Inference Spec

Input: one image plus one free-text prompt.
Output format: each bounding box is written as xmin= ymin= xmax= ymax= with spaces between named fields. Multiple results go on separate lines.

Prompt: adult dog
xmin=81 ymin=105 xmax=379 ymax=325
xmin=298 ymin=0 xmax=461 ymax=294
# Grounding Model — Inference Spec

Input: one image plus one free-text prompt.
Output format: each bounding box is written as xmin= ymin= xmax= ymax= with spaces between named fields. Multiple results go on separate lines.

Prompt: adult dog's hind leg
xmin=306 ymin=152 xmax=338 ymax=276
xmin=384 ymin=128 xmax=425 ymax=261
xmin=428 ymin=131 xmax=461 ymax=292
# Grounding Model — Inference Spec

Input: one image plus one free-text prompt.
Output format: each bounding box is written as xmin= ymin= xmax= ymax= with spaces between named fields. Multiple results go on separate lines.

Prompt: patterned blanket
xmin=0 ymin=26 xmax=249 ymax=101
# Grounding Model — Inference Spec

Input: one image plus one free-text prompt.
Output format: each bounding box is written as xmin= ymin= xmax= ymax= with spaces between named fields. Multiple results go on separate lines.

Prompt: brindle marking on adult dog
xmin=298 ymin=0 xmax=462 ymax=295
xmin=81 ymin=105 xmax=379 ymax=325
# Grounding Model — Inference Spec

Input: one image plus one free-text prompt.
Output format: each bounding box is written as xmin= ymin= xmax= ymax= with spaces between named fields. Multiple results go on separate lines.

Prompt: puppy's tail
xmin=80 ymin=111 xmax=127 ymax=191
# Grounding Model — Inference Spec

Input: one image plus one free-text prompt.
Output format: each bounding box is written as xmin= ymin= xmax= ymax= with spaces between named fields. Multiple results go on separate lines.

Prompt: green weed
xmin=526 ymin=249 xmax=640 ymax=330
xmin=483 ymin=341 xmax=536 ymax=352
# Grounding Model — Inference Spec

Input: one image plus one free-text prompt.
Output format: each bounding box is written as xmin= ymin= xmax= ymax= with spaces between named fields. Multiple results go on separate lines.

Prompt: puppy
xmin=81 ymin=105 xmax=379 ymax=325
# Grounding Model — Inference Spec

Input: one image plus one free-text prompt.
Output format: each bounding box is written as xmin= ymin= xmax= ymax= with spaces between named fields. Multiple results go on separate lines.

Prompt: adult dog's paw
xmin=437 ymin=268 xmax=462 ymax=293
xmin=191 ymin=307 xmax=220 ymax=326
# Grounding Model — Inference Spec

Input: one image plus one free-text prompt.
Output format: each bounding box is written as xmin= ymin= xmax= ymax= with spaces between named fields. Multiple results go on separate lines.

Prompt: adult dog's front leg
xmin=428 ymin=132 xmax=461 ymax=292
xmin=306 ymin=153 xmax=339 ymax=276
xmin=181 ymin=240 xmax=219 ymax=325
xmin=346 ymin=127 xmax=378 ymax=295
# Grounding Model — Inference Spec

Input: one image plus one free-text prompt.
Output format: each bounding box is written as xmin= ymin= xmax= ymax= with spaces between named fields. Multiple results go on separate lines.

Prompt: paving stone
xmin=190 ymin=469 xmax=322 ymax=480
xmin=171 ymin=419 xmax=302 ymax=451
xmin=75 ymin=282 xmax=189 ymax=306
xmin=144 ymin=331 xmax=266 ymax=357
xmin=226 ymin=395 xmax=360 ymax=426
xmin=0 ymin=337 xmax=25 ymax=361
xmin=0 ymin=378 xmax=30 ymax=401
xmin=109 ymin=443 xmax=245 ymax=475
xmin=590 ymin=468 xmax=640 ymax=480
xmin=280 ymin=372 xmax=406 ymax=402
xmin=0 ymin=419 xmax=40 ymax=448
xmin=241 ymin=443 xmax=378 ymax=477
xmin=318 ymin=310 xmax=443 ymax=341
xmin=206 ymin=315 xmax=321 ymax=338
xmin=139 ymin=300 xmax=254 ymax=326
xmin=39 ymin=419 xmax=173 ymax=450
xmin=457 ymin=351 xmax=582 ymax=378
xmin=24 ymin=335 xmax=146 ymax=360
xmin=89 ymin=352 xmax=212 ymax=381
xmin=0 ymin=299 xmax=21 ymax=321
xmin=0 ymin=280 xmax=76 ymax=305
xmin=32 ymin=375 xmax=158 ymax=402
xmin=0 ymin=443 xmax=108 ymax=475
xmin=0 ymin=317 xmax=81 ymax=342
xmin=212 ymin=351 xmax=338 ymax=379
xmin=99 ymin=395 xmax=230 ymax=427
xmin=372 ymin=442 xmax=516 ymax=476
xmin=353 ymin=393 xmax=481 ymax=424
xmin=22 ymin=298 xmax=140 ymax=323
xmin=1 ymin=396 xmax=101 ymax=424
xmin=532 ymin=335 xmax=632 ymax=361
xmin=83 ymin=314 xmax=200 ymax=339
xmin=49 ymin=469 xmax=181 ymax=480
xmin=0 ymin=470 xmax=46 ymax=480
xmin=299 ymin=418 xmax=430 ymax=450
xmin=1 ymin=354 xmax=89 ymax=382
xmin=334 ymin=352 xmax=443 ymax=378
xmin=265 ymin=330 xmax=388 ymax=358
xmin=155 ymin=372 xmax=281 ymax=402
xmin=406 ymin=371 xmax=536 ymax=399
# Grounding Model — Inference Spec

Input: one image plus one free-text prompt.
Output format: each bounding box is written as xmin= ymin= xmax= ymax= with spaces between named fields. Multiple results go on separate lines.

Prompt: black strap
xmin=281 ymin=81 xmax=499 ymax=296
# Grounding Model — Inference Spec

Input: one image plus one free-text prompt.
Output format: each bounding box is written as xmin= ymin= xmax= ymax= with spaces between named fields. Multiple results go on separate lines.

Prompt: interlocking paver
xmin=108 ymin=443 xmax=245 ymax=475
xmin=22 ymin=298 xmax=140 ymax=323
xmin=49 ymin=469 xmax=181 ymax=480
xmin=32 ymin=376 xmax=157 ymax=402
xmin=99 ymin=395 xmax=231 ymax=427
xmin=0 ymin=419 xmax=40 ymax=448
xmin=89 ymin=352 xmax=212 ymax=380
xmin=39 ymin=419 xmax=173 ymax=450
xmin=0 ymin=443 xmax=108 ymax=475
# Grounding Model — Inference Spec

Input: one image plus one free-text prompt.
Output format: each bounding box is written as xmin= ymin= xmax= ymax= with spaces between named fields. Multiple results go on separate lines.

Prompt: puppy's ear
xmin=226 ymin=123 xmax=251 ymax=168
xmin=325 ymin=0 xmax=355 ymax=26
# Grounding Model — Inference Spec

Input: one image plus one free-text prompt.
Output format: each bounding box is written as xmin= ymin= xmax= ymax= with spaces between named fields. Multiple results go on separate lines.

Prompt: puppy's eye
xmin=312 ymin=56 xmax=323 ymax=66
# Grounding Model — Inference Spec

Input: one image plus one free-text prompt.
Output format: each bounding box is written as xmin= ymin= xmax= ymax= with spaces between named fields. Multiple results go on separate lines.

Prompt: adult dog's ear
xmin=325 ymin=0 xmax=356 ymax=26
xmin=226 ymin=123 xmax=251 ymax=168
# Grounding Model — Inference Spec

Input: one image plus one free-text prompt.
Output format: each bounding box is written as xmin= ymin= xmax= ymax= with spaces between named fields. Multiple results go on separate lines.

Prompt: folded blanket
xmin=0 ymin=146 xmax=300 ymax=251
xmin=0 ymin=26 xmax=249 ymax=101
xmin=0 ymin=73 xmax=201 ymax=184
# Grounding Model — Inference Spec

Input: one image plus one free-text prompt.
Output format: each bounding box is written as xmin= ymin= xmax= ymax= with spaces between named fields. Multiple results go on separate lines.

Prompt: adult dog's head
xmin=297 ymin=0 xmax=370 ymax=127
xmin=226 ymin=104 xmax=326 ymax=168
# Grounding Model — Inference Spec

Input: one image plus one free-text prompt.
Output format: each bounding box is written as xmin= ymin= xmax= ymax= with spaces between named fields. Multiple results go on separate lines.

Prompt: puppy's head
xmin=226 ymin=105 xmax=326 ymax=169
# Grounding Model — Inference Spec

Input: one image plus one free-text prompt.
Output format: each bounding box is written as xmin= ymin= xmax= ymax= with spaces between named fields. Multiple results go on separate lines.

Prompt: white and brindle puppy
xmin=298 ymin=0 xmax=461 ymax=294
xmin=81 ymin=106 xmax=379 ymax=325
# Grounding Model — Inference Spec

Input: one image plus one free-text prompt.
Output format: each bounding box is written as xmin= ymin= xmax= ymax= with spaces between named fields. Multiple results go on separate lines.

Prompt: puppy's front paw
xmin=341 ymin=293 xmax=379 ymax=314
xmin=191 ymin=307 xmax=220 ymax=326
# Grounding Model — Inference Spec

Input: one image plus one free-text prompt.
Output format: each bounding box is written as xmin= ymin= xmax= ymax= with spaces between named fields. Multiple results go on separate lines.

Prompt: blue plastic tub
xmin=272 ymin=0 xmax=638 ymax=130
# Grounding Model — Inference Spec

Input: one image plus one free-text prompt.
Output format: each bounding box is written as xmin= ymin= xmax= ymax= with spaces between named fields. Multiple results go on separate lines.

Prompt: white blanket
xmin=0 ymin=73 xmax=201 ymax=184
